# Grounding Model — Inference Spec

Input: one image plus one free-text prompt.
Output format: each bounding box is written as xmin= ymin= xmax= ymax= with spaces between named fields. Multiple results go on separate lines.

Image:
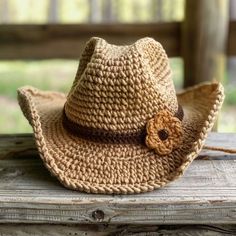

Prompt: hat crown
xmin=65 ymin=37 xmax=178 ymax=132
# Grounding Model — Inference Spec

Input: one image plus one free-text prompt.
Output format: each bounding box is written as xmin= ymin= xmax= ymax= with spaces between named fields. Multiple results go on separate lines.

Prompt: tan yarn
xmin=146 ymin=110 xmax=183 ymax=155
xmin=65 ymin=37 xmax=178 ymax=132
xmin=203 ymin=145 xmax=236 ymax=154
xmin=17 ymin=37 xmax=225 ymax=194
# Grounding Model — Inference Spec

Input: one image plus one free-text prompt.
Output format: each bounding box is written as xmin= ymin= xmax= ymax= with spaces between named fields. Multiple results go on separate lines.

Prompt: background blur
xmin=0 ymin=0 xmax=235 ymax=133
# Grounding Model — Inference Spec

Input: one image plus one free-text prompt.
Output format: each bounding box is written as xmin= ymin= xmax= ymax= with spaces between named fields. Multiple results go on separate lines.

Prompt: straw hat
xmin=18 ymin=37 xmax=224 ymax=194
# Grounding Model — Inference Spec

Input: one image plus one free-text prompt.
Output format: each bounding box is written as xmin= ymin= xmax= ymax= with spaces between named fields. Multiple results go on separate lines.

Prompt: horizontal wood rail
xmin=0 ymin=21 xmax=236 ymax=60
xmin=0 ymin=23 xmax=181 ymax=59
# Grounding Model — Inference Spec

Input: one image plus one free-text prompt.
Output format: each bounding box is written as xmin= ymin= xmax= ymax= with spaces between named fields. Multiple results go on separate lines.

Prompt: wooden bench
xmin=0 ymin=132 xmax=236 ymax=235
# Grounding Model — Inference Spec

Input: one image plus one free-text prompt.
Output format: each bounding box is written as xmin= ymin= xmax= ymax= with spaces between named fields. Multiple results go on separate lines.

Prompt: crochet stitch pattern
xmin=62 ymin=104 xmax=184 ymax=145
xmin=146 ymin=110 xmax=183 ymax=155
xmin=17 ymin=37 xmax=224 ymax=194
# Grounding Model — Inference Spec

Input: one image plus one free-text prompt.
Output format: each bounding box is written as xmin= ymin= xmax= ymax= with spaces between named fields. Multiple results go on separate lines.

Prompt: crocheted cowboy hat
xmin=18 ymin=37 xmax=224 ymax=194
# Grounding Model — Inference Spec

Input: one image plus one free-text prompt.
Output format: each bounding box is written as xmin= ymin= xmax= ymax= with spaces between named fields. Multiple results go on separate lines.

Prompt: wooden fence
xmin=0 ymin=0 xmax=235 ymax=87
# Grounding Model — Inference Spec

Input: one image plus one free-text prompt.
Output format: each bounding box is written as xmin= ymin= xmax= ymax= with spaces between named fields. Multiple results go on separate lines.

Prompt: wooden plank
xmin=0 ymin=159 xmax=236 ymax=224
xmin=0 ymin=134 xmax=36 ymax=160
xmin=0 ymin=20 xmax=236 ymax=60
xmin=0 ymin=224 xmax=235 ymax=235
xmin=182 ymin=0 xmax=229 ymax=87
xmin=1 ymin=132 xmax=236 ymax=160
xmin=228 ymin=20 xmax=236 ymax=55
xmin=0 ymin=134 xmax=236 ymax=224
xmin=1 ymin=21 xmax=236 ymax=59
xmin=0 ymin=23 xmax=180 ymax=59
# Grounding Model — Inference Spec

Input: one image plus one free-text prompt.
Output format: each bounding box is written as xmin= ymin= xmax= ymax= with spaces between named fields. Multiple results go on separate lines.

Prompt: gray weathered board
xmin=0 ymin=132 xmax=236 ymax=229
xmin=0 ymin=224 xmax=236 ymax=236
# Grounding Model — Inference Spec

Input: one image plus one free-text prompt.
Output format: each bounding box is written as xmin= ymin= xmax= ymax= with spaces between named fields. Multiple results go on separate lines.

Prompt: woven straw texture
xmin=18 ymin=37 xmax=224 ymax=194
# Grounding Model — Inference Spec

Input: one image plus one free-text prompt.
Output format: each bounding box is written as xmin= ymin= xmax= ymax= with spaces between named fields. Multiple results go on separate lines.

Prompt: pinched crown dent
xmin=64 ymin=37 xmax=178 ymax=132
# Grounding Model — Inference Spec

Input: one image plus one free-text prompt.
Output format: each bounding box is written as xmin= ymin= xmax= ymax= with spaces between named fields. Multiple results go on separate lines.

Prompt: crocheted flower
xmin=145 ymin=110 xmax=183 ymax=155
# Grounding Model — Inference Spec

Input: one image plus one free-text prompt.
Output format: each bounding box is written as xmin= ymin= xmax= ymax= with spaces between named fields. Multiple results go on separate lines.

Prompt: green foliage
xmin=0 ymin=60 xmax=75 ymax=98
xmin=0 ymin=0 xmax=185 ymax=23
xmin=0 ymin=60 xmax=76 ymax=133
xmin=170 ymin=58 xmax=183 ymax=89
xmin=225 ymin=86 xmax=236 ymax=105
xmin=0 ymin=101 xmax=32 ymax=133
xmin=6 ymin=0 xmax=48 ymax=23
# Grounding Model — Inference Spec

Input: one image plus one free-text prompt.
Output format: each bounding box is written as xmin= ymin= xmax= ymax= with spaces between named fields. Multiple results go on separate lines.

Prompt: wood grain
xmin=0 ymin=224 xmax=235 ymax=236
xmin=0 ymin=133 xmax=236 ymax=224
xmin=0 ymin=134 xmax=36 ymax=160
xmin=0 ymin=23 xmax=180 ymax=59
xmin=1 ymin=20 xmax=236 ymax=61
xmin=182 ymin=0 xmax=229 ymax=87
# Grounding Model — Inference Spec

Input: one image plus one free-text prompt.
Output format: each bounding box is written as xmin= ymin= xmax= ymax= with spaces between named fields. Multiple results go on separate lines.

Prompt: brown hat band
xmin=62 ymin=104 xmax=184 ymax=144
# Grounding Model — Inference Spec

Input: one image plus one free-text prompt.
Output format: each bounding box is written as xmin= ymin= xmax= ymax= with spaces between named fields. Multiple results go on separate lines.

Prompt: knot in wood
xmin=91 ymin=209 xmax=105 ymax=221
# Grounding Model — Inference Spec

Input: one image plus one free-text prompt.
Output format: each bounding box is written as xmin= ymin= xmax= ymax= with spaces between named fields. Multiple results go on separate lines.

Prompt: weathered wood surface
xmin=0 ymin=133 xmax=236 ymax=225
xmin=182 ymin=0 xmax=229 ymax=87
xmin=0 ymin=21 xmax=236 ymax=60
xmin=0 ymin=134 xmax=36 ymax=160
xmin=0 ymin=224 xmax=236 ymax=236
xmin=1 ymin=20 xmax=236 ymax=60
xmin=0 ymin=23 xmax=180 ymax=59
xmin=1 ymin=132 xmax=236 ymax=160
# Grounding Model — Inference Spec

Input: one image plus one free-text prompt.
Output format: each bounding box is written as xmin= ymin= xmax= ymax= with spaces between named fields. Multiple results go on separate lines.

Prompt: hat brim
xmin=18 ymin=82 xmax=224 ymax=194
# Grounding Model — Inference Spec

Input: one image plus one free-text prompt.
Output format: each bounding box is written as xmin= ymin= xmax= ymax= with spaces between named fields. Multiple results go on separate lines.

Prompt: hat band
xmin=62 ymin=104 xmax=184 ymax=144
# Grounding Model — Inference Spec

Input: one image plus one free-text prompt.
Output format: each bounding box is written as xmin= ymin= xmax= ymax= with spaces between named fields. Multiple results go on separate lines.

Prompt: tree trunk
xmin=152 ymin=0 xmax=163 ymax=22
xmin=89 ymin=0 xmax=101 ymax=23
xmin=48 ymin=0 xmax=59 ymax=23
xmin=0 ymin=0 xmax=9 ymax=23
xmin=102 ymin=0 xmax=114 ymax=23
